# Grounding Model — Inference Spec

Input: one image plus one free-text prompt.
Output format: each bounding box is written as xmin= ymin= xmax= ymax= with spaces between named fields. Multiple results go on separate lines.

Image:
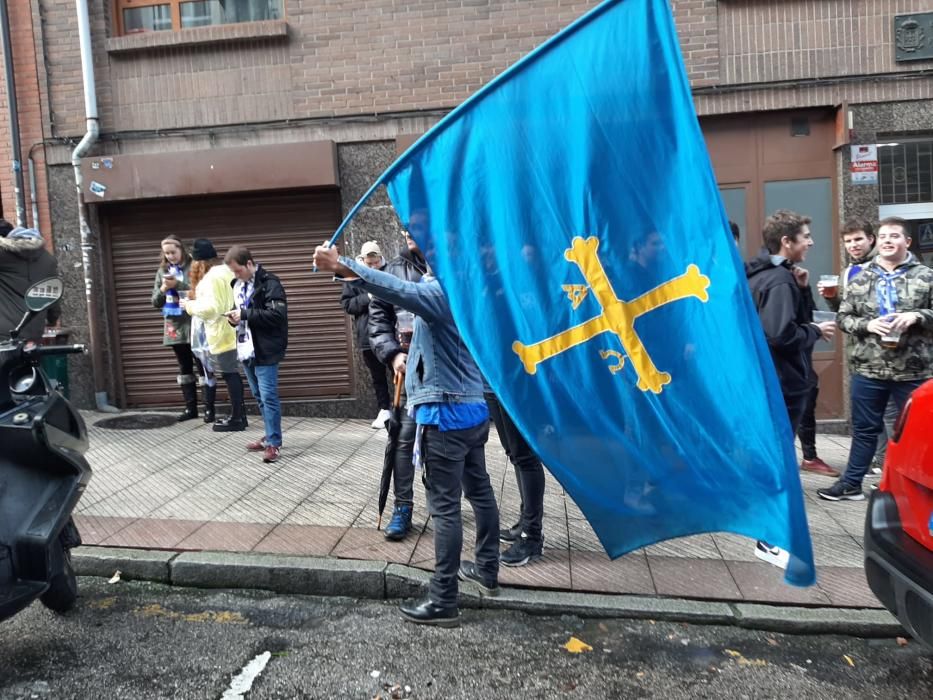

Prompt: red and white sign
xmin=851 ymin=145 xmax=878 ymax=185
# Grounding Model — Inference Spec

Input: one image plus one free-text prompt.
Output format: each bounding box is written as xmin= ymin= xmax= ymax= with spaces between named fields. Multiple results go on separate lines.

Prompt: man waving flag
xmin=326 ymin=0 xmax=816 ymax=586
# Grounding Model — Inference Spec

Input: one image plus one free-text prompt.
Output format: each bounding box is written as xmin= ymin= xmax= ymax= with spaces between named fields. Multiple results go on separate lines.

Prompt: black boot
xmin=177 ymin=375 xmax=198 ymax=422
xmin=213 ymin=372 xmax=248 ymax=432
xmin=202 ymin=384 xmax=216 ymax=424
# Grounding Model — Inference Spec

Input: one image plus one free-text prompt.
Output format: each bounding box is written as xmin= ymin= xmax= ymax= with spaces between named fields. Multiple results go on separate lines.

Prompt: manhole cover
xmin=94 ymin=414 xmax=178 ymax=430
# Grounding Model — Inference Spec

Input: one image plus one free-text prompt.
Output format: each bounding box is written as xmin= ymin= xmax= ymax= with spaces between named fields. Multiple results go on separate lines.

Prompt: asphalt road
xmin=1 ymin=578 xmax=930 ymax=699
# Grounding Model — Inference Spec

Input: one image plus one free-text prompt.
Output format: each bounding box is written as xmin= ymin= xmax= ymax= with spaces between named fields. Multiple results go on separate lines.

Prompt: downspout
xmin=73 ymin=0 xmax=117 ymax=412
xmin=27 ymin=144 xmax=39 ymax=228
xmin=0 ymin=0 xmax=27 ymax=226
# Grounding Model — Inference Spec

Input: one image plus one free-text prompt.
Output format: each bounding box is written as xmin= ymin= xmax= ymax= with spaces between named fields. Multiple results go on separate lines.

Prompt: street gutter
xmin=72 ymin=546 xmax=903 ymax=639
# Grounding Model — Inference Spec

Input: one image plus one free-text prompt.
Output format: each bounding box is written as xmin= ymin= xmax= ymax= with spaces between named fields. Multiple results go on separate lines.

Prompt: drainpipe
xmin=27 ymin=145 xmax=39 ymax=228
xmin=0 ymin=0 xmax=27 ymax=226
xmin=73 ymin=0 xmax=117 ymax=413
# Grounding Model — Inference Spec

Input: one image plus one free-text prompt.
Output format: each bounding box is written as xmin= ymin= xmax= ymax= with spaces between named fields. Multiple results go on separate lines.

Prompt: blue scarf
xmin=873 ymin=258 xmax=909 ymax=317
xmin=163 ymin=264 xmax=184 ymax=317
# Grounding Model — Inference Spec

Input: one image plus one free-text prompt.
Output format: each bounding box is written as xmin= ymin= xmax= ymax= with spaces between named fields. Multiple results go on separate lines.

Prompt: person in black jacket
xmin=746 ymin=209 xmax=835 ymax=568
xmin=224 ymin=245 xmax=288 ymax=463
xmin=368 ymin=229 xmax=428 ymax=540
xmin=341 ymin=241 xmax=391 ymax=429
xmin=0 ymin=221 xmax=61 ymax=340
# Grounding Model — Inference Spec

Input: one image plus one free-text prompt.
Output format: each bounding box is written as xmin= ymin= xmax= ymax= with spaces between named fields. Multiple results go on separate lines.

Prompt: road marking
xmin=222 ymin=651 xmax=272 ymax=700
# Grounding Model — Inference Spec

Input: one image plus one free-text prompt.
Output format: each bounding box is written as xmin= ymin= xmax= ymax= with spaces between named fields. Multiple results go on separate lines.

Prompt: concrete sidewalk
xmin=73 ymin=410 xmax=880 ymax=610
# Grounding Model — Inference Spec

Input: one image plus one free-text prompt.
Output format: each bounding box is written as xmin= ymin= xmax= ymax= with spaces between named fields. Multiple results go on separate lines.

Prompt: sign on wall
xmin=895 ymin=13 xmax=933 ymax=62
xmin=850 ymin=145 xmax=878 ymax=185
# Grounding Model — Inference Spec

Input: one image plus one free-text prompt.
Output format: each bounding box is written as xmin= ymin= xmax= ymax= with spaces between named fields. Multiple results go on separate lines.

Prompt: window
xmin=115 ymin=0 xmax=282 ymax=34
xmin=878 ymin=138 xmax=933 ymax=205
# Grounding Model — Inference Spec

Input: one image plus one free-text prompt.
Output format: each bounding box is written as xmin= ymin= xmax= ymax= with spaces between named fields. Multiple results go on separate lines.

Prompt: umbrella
xmin=376 ymin=371 xmax=404 ymax=530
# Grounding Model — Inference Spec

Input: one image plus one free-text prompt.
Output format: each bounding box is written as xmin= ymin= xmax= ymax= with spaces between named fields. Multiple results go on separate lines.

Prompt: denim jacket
xmin=340 ymin=256 xmax=485 ymax=409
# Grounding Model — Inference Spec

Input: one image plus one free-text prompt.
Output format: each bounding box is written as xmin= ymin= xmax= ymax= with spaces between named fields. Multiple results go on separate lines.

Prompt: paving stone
xmin=570 ymin=550 xmax=655 ymax=595
xmin=648 ymin=556 xmax=742 ymax=600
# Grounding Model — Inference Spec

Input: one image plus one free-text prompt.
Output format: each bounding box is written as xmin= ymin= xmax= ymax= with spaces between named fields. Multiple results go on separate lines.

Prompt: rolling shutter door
xmin=104 ymin=189 xmax=351 ymax=408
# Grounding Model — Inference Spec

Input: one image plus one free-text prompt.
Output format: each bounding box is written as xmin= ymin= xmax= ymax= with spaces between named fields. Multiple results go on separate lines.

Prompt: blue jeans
xmin=841 ymin=374 xmax=923 ymax=487
xmin=242 ymin=360 xmax=282 ymax=447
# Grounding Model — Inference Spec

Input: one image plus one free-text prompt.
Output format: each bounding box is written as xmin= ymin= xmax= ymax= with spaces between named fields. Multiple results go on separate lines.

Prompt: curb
xmin=72 ymin=546 xmax=903 ymax=638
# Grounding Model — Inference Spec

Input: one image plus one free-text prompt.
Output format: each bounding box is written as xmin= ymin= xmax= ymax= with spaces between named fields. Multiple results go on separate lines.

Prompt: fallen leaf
xmin=635 ymin=672 xmax=645 ymax=679
xmin=843 ymin=655 xmax=855 ymax=667
xmin=896 ymin=637 xmax=908 ymax=647
xmin=107 ymin=570 xmax=121 ymax=584
xmin=598 ymin=623 xmax=609 ymax=633
xmin=766 ymin=638 xmax=779 ymax=647
xmin=564 ymin=637 xmax=593 ymax=654
xmin=724 ymin=649 xmax=741 ymax=658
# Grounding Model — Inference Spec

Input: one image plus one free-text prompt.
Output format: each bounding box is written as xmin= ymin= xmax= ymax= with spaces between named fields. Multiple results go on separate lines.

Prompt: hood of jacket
xmin=0 ymin=235 xmax=46 ymax=258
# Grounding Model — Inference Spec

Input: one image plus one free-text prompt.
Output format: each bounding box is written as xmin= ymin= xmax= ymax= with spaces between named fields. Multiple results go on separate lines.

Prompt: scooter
xmin=0 ymin=277 xmax=91 ymax=622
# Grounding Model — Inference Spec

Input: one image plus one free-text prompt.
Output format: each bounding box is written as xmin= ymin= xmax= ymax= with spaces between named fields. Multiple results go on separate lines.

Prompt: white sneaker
xmin=754 ymin=540 xmax=789 ymax=570
xmin=371 ymin=408 xmax=391 ymax=429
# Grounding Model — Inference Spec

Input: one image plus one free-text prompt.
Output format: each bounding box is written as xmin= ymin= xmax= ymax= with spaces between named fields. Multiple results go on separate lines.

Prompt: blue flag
xmin=333 ymin=0 xmax=815 ymax=585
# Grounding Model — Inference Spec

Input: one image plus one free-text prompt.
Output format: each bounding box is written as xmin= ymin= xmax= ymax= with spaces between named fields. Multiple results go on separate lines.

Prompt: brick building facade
xmin=1 ymin=0 xmax=931 ymax=417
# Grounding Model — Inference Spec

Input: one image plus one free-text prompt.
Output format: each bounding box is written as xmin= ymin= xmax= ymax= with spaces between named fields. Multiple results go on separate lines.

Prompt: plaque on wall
xmin=895 ymin=13 xmax=933 ymax=62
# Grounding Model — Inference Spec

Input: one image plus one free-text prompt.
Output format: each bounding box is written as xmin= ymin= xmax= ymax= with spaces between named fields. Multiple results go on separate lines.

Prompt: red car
xmin=864 ymin=378 xmax=933 ymax=648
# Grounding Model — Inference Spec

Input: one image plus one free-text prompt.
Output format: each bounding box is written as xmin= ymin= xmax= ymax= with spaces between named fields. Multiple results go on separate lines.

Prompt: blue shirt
xmin=415 ymin=401 xmax=489 ymax=431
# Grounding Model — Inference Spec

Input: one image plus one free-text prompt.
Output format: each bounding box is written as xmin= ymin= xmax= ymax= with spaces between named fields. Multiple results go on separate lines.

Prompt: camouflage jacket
xmin=837 ymin=256 xmax=933 ymax=381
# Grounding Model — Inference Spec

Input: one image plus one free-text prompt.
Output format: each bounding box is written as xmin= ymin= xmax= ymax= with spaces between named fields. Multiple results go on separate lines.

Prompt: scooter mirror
xmin=24 ymin=277 xmax=64 ymax=312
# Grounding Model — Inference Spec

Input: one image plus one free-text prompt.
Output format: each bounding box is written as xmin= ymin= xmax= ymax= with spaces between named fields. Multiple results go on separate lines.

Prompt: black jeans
xmin=361 ymin=348 xmax=391 ymax=411
xmin=422 ymin=420 xmax=499 ymax=607
xmin=783 ymin=390 xmax=809 ymax=436
xmin=796 ymin=383 xmax=820 ymax=460
xmin=393 ymin=405 xmax=415 ymax=508
xmin=485 ymin=392 xmax=545 ymax=542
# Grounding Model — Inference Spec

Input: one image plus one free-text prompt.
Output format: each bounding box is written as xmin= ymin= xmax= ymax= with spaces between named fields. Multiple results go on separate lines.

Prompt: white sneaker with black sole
xmin=754 ymin=540 xmax=789 ymax=569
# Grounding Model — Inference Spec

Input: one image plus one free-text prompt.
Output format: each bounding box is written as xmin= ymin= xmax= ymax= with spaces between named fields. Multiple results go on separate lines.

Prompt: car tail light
xmin=891 ymin=398 xmax=912 ymax=443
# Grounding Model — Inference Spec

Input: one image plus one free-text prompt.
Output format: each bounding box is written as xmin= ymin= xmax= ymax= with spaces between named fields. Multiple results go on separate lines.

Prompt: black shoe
xmin=177 ymin=405 xmax=198 ymax=422
xmin=817 ymin=480 xmax=865 ymax=502
xmin=458 ymin=561 xmax=500 ymax=596
xmin=213 ymin=415 xmax=248 ymax=432
xmin=398 ymin=596 xmax=459 ymax=628
xmin=499 ymin=521 xmax=522 ymax=544
xmin=500 ymin=534 xmax=543 ymax=567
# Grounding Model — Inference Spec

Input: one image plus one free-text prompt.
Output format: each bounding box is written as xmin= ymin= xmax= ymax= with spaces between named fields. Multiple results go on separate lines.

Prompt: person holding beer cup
xmin=818 ymin=217 xmax=933 ymax=502
xmin=817 ymin=219 xmax=876 ymax=310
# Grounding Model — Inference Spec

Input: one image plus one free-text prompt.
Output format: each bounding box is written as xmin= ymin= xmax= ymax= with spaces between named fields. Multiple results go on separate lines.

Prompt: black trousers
xmin=485 ymin=392 xmax=545 ymax=542
xmin=422 ymin=420 xmax=499 ymax=607
xmin=170 ymin=343 xmax=204 ymax=377
xmin=796 ymin=383 xmax=820 ymax=460
xmin=361 ymin=348 xmax=391 ymax=411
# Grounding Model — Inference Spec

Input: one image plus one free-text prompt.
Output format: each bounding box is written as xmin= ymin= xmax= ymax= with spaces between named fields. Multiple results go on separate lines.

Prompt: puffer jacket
xmin=0 ymin=234 xmax=60 ymax=340
xmin=369 ymin=248 xmax=427 ymax=365
xmin=151 ymin=260 xmax=193 ymax=346
xmin=185 ymin=264 xmax=235 ymax=355
xmin=342 ymin=257 xmax=485 ymax=408
xmin=837 ymin=255 xmax=933 ymax=382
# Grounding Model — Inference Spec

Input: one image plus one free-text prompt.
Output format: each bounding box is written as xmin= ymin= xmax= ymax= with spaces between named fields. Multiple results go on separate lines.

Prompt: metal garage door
xmin=103 ymin=189 xmax=352 ymax=408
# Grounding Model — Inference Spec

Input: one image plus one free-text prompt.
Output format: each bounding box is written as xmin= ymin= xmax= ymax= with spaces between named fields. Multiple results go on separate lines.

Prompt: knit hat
xmin=7 ymin=226 xmax=42 ymax=240
xmin=191 ymin=238 xmax=217 ymax=261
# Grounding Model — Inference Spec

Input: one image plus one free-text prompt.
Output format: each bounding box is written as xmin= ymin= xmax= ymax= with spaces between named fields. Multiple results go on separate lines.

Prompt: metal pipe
xmin=27 ymin=148 xmax=39 ymax=228
xmin=0 ymin=0 xmax=27 ymax=226
xmin=73 ymin=0 xmax=117 ymax=412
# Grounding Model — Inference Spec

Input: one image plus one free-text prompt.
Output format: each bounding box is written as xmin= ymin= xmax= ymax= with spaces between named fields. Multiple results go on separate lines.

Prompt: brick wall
xmin=30 ymin=1 xmax=933 ymax=138
xmin=0 ymin=0 xmax=51 ymax=237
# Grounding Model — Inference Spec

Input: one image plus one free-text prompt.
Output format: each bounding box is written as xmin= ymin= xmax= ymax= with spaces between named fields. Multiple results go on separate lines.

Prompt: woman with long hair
xmin=181 ymin=239 xmax=248 ymax=432
xmin=151 ymin=235 xmax=208 ymax=421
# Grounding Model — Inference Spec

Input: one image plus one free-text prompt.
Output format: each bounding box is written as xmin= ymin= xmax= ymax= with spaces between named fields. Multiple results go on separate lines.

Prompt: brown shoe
xmin=246 ymin=438 xmax=267 ymax=451
xmin=262 ymin=445 xmax=281 ymax=463
xmin=800 ymin=457 xmax=839 ymax=477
